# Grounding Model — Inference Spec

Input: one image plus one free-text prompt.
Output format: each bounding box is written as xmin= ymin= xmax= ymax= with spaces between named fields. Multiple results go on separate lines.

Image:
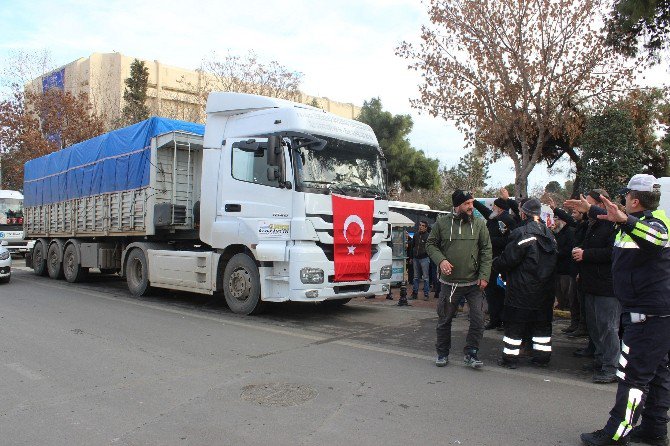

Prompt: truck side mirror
xmin=232 ymin=139 xmax=259 ymax=152
xmin=267 ymin=136 xmax=281 ymax=166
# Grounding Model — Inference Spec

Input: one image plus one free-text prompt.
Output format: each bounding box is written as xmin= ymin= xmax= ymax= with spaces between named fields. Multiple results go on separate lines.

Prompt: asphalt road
xmin=0 ymin=262 xmax=616 ymax=446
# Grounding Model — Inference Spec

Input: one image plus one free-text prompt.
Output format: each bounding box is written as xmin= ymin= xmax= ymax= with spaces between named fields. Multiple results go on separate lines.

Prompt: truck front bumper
xmin=279 ymin=242 xmax=392 ymax=302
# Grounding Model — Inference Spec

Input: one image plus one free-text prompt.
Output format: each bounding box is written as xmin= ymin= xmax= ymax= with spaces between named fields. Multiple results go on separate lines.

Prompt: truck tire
xmin=63 ymin=244 xmax=88 ymax=283
xmin=47 ymin=242 xmax=64 ymax=280
xmin=32 ymin=241 xmax=48 ymax=276
xmin=222 ymin=253 xmax=265 ymax=315
xmin=126 ymin=248 xmax=152 ymax=296
xmin=0 ymin=275 xmax=9 ymax=284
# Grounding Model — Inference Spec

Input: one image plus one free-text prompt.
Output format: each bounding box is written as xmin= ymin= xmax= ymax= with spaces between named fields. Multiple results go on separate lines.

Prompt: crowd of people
xmin=406 ymin=174 xmax=670 ymax=446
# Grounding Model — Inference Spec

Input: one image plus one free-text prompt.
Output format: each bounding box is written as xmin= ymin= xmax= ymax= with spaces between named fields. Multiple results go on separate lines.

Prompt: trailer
xmin=24 ymin=93 xmax=392 ymax=314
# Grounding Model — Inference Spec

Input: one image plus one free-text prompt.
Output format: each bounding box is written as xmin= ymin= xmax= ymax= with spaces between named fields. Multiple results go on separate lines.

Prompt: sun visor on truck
xmin=23 ymin=117 xmax=204 ymax=207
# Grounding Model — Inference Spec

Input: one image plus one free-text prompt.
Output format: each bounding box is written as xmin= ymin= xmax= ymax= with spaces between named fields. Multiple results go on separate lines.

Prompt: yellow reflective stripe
xmin=631 ymin=227 xmax=667 ymax=246
xmin=613 ymin=388 xmax=643 ymax=440
xmin=633 ymin=221 xmax=667 ymax=241
xmin=503 ymin=336 xmax=522 ymax=346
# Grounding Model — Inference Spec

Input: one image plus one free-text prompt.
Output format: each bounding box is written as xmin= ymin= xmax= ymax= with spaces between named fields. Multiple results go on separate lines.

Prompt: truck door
xmin=222 ymin=137 xmax=293 ymax=253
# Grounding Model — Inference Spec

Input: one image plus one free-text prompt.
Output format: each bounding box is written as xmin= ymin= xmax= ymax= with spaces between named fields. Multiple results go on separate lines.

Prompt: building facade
xmin=28 ymin=52 xmax=362 ymax=128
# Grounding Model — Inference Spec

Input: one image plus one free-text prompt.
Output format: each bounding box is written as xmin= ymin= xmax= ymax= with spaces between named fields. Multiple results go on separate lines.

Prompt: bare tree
xmin=397 ymin=0 xmax=638 ymax=197
xmin=170 ymin=50 xmax=304 ymax=123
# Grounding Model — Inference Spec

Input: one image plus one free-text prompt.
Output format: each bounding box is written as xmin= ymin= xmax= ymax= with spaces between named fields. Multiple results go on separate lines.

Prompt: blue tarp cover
xmin=23 ymin=117 xmax=204 ymax=207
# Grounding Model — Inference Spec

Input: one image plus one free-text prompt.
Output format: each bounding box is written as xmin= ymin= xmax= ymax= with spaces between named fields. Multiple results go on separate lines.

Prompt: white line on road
xmin=13 ymin=275 xmax=617 ymax=393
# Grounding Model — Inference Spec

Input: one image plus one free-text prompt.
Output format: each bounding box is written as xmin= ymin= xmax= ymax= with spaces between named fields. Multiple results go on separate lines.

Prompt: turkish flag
xmin=332 ymin=194 xmax=374 ymax=282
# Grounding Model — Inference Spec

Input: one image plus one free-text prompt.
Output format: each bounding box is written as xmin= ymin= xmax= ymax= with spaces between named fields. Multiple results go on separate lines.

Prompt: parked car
xmin=0 ymin=241 xmax=11 ymax=283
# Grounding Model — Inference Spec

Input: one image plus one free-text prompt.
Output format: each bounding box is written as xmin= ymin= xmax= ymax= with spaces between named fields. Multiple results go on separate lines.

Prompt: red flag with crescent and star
xmin=332 ymin=194 xmax=374 ymax=282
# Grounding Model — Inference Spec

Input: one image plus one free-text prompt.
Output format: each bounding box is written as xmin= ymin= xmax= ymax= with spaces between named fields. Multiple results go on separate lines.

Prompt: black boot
xmin=629 ymin=426 xmax=669 ymax=446
xmin=580 ymin=429 xmax=629 ymax=445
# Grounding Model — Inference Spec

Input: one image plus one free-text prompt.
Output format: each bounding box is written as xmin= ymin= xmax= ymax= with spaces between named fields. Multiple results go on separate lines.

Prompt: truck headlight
xmin=380 ymin=265 xmax=392 ymax=280
xmin=300 ymin=267 xmax=324 ymax=284
xmin=0 ymin=251 xmax=9 ymax=261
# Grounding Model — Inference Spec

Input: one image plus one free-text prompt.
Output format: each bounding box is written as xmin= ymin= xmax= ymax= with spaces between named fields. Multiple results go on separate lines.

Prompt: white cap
xmin=625 ymin=174 xmax=661 ymax=193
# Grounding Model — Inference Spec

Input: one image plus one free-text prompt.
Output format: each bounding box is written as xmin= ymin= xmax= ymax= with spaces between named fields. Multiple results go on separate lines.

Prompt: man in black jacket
xmin=569 ymin=190 xmax=620 ymax=384
xmin=474 ymin=191 xmax=518 ymax=329
xmin=547 ymin=197 xmax=585 ymax=334
xmin=493 ymin=198 xmax=558 ymax=368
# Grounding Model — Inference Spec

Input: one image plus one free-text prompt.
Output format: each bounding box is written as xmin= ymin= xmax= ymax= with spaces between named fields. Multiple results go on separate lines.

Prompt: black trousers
xmin=485 ymin=280 xmax=505 ymax=325
xmin=501 ymin=305 xmax=553 ymax=365
xmin=604 ymin=313 xmax=670 ymax=440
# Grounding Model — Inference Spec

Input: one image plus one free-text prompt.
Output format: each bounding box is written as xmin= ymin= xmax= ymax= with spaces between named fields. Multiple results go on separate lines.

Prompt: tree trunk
xmin=514 ymin=174 xmax=528 ymax=198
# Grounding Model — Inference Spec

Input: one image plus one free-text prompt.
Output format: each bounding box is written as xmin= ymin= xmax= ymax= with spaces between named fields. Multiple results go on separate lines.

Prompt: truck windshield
xmin=292 ymin=135 xmax=387 ymax=198
xmin=0 ymin=198 xmax=24 ymax=226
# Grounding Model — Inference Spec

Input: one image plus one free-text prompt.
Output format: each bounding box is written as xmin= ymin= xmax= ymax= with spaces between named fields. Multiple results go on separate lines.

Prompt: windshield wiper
xmin=300 ymin=180 xmax=346 ymax=195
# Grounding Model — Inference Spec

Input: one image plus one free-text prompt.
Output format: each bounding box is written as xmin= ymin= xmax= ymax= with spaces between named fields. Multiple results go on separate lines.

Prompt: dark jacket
xmin=493 ymin=219 xmax=558 ymax=310
xmin=589 ymin=207 xmax=670 ymax=315
xmin=577 ymin=217 xmax=615 ymax=297
xmin=411 ymin=230 xmax=429 ymax=259
xmin=473 ymin=200 xmax=518 ymax=258
xmin=554 ymin=225 xmax=577 ymax=276
xmin=554 ymin=207 xmax=588 ymax=244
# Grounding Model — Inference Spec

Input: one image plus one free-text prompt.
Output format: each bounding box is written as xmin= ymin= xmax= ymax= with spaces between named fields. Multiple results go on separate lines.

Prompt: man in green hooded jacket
xmin=426 ymin=190 xmax=492 ymax=368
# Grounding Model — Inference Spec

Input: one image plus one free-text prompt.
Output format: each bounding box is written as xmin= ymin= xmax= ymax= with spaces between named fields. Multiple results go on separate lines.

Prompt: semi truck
xmin=23 ymin=92 xmax=392 ymax=314
xmin=0 ymin=189 xmax=33 ymax=255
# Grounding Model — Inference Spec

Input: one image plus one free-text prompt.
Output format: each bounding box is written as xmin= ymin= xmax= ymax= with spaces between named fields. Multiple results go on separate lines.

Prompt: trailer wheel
xmin=63 ymin=244 xmax=88 ymax=283
xmin=222 ymin=253 xmax=265 ymax=315
xmin=126 ymin=248 xmax=152 ymax=296
xmin=47 ymin=242 xmax=64 ymax=280
xmin=32 ymin=241 xmax=48 ymax=276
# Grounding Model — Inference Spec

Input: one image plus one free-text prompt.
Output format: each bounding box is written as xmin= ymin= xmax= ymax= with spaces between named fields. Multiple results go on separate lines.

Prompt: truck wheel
xmin=222 ymin=253 xmax=265 ymax=315
xmin=0 ymin=275 xmax=9 ymax=284
xmin=47 ymin=242 xmax=64 ymax=280
xmin=32 ymin=241 xmax=48 ymax=276
xmin=126 ymin=248 xmax=152 ymax=296
xmin=63 ymin=244 xmax=88 ymax=283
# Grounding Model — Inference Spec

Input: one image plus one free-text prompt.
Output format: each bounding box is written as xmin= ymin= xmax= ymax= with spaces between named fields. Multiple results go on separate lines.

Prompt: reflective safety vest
xmin=614 ymin=210 xmax=670 ymax=249
xmin=611 ymin=209 xmax=670 ymax=315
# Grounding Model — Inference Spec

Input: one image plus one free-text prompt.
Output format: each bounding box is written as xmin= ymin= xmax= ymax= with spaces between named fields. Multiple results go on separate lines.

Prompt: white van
xmin=658 ymin=177 xmax=670 ymax=214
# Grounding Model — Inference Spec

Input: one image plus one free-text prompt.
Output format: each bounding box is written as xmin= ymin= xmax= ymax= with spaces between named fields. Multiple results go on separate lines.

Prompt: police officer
xmin=569 ymin=175 xmax=670 ymax=446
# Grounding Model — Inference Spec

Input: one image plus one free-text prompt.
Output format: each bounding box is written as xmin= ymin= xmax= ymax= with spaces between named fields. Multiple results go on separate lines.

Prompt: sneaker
xmin=435 ymin=356 xmax=449 ymax=367
xmin=484 ymin=321 xmax=501 ymax=330
xmin=497 ymin=358 xmax=517 ymax=369
xmin=410 ymin=292 xmax=418 ymax=300
xmin=580 ymin=429 xmax=629 ymax=445
xmin=593 ymin=371 xmax=617 ymax=384
xmin=423 ymin=293 xmax=429 ymax=301
xmin=629 ymin=426 xmax=669 ymax=446
xmin=562 ymin=324 xmax=579 ymax=333
xmin=464 ymin=351 xmax=483 ymax=369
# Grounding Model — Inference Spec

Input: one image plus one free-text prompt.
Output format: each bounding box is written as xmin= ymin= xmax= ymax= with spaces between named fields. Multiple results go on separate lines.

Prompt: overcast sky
xmin=1 ymin=0 xmax=665 ymax=194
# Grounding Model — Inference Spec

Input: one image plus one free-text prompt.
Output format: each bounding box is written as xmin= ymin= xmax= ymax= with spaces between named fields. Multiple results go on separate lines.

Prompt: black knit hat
xmin=493 ymin=198 xmax=510 ymax=211
xmin=452 ymin=190 xmax=473 ymax=208
xmin=521 ymin=198 xmax=542 ymax=217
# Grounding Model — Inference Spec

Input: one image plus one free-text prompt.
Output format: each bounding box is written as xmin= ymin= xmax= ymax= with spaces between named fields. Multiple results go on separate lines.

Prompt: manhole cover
xmin=240 ymin=383 xmax=318 ymax=407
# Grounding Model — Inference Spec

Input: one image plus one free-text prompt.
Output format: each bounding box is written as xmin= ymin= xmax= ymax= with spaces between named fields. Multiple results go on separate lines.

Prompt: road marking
xmin=6 ymin=363 xmax=45 ymax=381
xmin=13 ymin=274 xmax=617 ymax=393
